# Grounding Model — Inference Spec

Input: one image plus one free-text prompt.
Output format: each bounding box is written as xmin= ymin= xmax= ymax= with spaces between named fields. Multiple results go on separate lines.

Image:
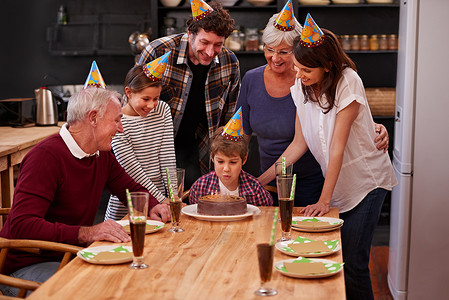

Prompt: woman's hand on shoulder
xmin=374 ymin=123 xmax=389 ymax=153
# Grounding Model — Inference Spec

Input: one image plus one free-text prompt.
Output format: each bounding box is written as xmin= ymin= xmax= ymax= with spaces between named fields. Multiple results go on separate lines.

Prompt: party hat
xmin=222 ymin=107 xmax=243 ymax=141
xmin=190 ymin=0 xmax=213 ymax=21
xmin=83 ymin=61 xmax=106 ymax=89
xmin=300 ymin=13 xmax=324 ymax=48
xmin=274 ymin=0 xmax=296 ymax=32
xmin=142 ymin=51 xmax=171 ymax=81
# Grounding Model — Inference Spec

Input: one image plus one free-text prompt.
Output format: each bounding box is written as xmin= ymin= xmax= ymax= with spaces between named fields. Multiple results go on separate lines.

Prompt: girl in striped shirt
xmin=105 ymin=61 xmax=176 ymax=220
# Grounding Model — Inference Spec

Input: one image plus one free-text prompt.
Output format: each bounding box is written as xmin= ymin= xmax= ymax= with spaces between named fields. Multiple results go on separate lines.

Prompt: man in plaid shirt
xmin=137 ymin=1 xmax=240 ymax=188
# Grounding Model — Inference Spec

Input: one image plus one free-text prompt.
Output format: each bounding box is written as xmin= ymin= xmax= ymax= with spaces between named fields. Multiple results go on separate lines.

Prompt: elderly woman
xmin=237 ymin=12 xmax=389 ymax=206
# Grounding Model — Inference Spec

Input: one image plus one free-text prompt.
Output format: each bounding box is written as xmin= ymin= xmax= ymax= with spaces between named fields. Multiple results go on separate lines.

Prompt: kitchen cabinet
xmin=154 ymin=1 xmax=399 ymax=87
xmin=48 ymin=1 xmax=399 ymax=88
xmin=47 ymin=13 xmax=151 ymax=56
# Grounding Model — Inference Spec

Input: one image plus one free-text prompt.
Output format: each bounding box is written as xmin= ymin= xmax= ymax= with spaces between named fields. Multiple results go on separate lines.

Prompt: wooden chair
xmin=0 ymin=238 xmax=82 ymax=298
xmin=264 ymin=185 xmax=277 ymax=194
xmin=0 ymin=209 xmax=10 ymax=231
xmin=181 ymin=190 xmax=190 ymax=202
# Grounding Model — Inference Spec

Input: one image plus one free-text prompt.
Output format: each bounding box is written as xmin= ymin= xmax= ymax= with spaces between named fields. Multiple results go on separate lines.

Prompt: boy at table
xmin=0 ymin=62 xmax=170 ymax=297
xmin=188 ymin=108 xmax=272 ymax=206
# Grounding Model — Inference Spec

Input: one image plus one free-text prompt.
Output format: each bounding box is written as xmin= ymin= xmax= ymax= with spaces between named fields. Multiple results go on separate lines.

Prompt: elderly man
xmin=0 ymin=87 xmax=170 ymax=296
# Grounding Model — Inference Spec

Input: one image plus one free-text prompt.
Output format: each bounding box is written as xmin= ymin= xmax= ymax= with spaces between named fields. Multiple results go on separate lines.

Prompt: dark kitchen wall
xmin=0 ymin=0 xmax=150 ymax=99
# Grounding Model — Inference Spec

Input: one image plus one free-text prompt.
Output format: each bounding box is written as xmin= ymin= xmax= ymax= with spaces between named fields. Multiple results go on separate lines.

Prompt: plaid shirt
xmin=188 ymin=171 xmax=273 ymax=206
xmin=137 ymin=33 xmax=240 ymax=174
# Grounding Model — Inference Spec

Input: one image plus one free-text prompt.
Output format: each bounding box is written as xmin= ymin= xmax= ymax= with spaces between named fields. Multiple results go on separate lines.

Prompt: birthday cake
xmin=197 ymin=194 xmax=247 ymax=216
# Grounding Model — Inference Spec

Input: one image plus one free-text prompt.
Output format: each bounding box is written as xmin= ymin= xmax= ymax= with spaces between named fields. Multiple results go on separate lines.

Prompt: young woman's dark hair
xmin=293 ymin=28 xmax=357 ymax=114
xmin=186 ymin=1 xmax=234 ymax=38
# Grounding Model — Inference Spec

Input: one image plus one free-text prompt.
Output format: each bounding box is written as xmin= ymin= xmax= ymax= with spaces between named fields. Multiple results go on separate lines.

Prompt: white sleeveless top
xmin=291 ymin=68 xmax=397 ymax=212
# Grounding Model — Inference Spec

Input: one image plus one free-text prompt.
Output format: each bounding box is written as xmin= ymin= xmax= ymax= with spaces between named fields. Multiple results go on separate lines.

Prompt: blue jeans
xmin=340 ymin=188 xmax=387 ymax=300
xmin=0 ymin=261 xmax=59 ymax=297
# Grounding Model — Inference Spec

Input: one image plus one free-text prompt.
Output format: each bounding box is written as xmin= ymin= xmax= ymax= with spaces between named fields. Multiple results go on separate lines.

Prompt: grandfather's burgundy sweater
xmin=0 ymin=134 xmax=158 ymax=274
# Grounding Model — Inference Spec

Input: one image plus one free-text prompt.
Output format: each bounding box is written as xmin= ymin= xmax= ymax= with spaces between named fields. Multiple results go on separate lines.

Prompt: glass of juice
xmin=167 ymin=167 xmax=185 ymax=233
xmin=276 ymin=174 xmax=295 ymax=242
xmin=254 ymin=209 xmax=277 ymax=296
xmin=127 ymin=192 xmax=149 ymax=269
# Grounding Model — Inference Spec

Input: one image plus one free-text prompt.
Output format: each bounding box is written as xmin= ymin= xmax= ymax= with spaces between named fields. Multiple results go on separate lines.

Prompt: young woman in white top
xmin=105 ymin=63 xmax=176 ymax=220
xmin=258 ymin=15 xmax=397 ymax=300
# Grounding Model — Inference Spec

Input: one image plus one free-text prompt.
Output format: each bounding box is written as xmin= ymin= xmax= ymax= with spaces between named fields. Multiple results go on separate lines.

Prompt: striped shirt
xmin=137 ymin=33 xmax=240 ymax=173
xmin=188 ymin=171 xmax=273 ymax=206
xmin=105 ymin=101 xmax=176 ymax=220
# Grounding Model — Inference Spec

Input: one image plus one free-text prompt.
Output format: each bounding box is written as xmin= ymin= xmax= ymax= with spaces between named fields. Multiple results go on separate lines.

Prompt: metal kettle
xmin=34 ymin=87 xmax=58 ymax=126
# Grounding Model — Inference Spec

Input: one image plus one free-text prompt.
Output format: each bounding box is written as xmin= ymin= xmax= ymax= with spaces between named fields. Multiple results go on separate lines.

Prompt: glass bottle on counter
xmin=57 ymin=5 xmax=68 ymax=25
xmin=341 ymin=35 xmax=351 ymax=51
xmin=351 ymin=35 xmax=360 ymax=51
xmin=379 ymin=34 xmax=388 ymax=50
xmin=388 ymin=34 xmax=398 ymax=50
xmin=369 ymin=35 xmax=379 ymax=51
xmin=360 ymin=34 xmax=370 ymax=51
xmin=245 ymin=28 xmax=259 ymax=51
xmin=239 ymin=30 xmax=246 ymax=50
xmin=259 ymin=30 xmax=264 ymax=51
xmin=227 ymin=30 xmax=243 ymax=52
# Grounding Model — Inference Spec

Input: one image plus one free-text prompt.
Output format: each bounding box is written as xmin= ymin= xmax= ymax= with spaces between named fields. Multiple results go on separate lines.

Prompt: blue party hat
xmin=83 ymin=61 xmax=106 ymax=89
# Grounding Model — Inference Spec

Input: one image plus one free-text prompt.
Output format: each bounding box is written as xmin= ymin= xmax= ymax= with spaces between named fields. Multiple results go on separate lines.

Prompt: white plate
xmin=181 ymin=204 xmax=260 ymax=221
xmin=274 ymin=257 xmax=344 ymax=279
xmin=292 ymin=222 xmax=343 ymax=233
xmin=116 ymin=220 xmax=165 ymax=234
xmin=77 ymin=245 xmax=133 ymax=265
xmin=275 ymin=238 xmax=340 ymax=257
xmin=291 ymin=216 xmax=343 ymax=232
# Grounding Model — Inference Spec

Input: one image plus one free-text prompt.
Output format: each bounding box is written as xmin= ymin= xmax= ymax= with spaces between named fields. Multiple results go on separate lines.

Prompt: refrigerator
xmin=388 ymin=0 xmax=449 ymax=299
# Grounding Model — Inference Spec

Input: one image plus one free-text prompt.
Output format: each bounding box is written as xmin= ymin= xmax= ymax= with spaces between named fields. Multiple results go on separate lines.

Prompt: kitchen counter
xmin=0 ymin=123 xmax=63 ymax=208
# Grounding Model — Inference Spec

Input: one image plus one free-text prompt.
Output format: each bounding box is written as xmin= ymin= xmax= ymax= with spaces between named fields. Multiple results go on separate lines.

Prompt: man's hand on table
xmin=77 ymin=204 xmax=170 ymax=244
xmin=78 ymin=220 xmax=130 ymax=244
xmin=149 ymin=203 xmax=171 ymax=223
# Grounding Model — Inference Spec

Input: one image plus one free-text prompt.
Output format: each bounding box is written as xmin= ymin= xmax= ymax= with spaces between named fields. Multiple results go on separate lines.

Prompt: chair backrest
xmin=181 ymin=189 xmax=190 ymax=203
xmin=264 ymin=185 xmax=277 ymax=194
xmin=0 ymin=238 xmax=82 ymax=298
xmin=0 ymin=208 xmax=10 ymax=231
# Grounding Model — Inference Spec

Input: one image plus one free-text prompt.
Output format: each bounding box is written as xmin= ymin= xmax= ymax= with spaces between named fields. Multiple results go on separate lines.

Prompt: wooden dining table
xmin=28 ymin=206 xmax=345 ymax=299
xmin=0 ymin=123 xmax=63 ymax=209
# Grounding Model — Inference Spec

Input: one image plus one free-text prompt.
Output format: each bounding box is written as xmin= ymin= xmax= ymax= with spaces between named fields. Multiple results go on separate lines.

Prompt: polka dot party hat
xmin=190 ymin=0 xmax=213 ymax=22
xmin=300 ymin=13 xmax=324 ymax=48
xmin=274 ymin=0 xmax=296 ymax=32
xmin=222 ymin=107 xmax=244 ymax=141
xmin=142 ymin=51 xmax=171 ymax=81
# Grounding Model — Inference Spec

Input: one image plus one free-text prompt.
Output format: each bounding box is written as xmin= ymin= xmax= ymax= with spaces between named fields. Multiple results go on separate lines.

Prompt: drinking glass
xmin=254 ymin=210 xmax=277 ymax=296
xmin=167 ymin=167 xmax=185 ymax=233
xmin=128 ymin=192 xmax=149 ymax=269
xmin=275 ymin=160 xmax=293 ymax=176
xmin=276 ymin=174 xmax=295 ymax=242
